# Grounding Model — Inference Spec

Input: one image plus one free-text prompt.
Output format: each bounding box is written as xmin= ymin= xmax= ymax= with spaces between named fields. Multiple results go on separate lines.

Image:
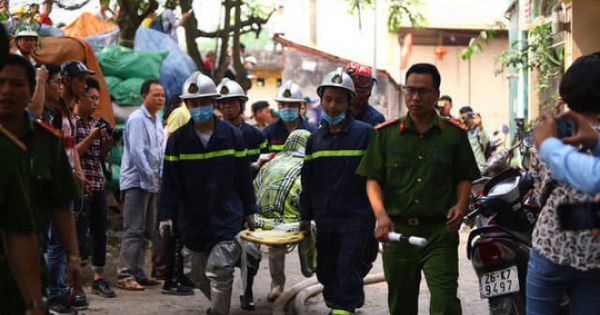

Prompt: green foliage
xmin=495 ymin=21 xmax=564 ymax=93
xmin=460 ymin=21 xmax=506 ymax=60
xmin=347 ymin=0 xmax=425 ymax=31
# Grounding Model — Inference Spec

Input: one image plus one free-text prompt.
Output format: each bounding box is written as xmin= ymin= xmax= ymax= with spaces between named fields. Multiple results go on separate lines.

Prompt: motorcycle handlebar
xmin=463 ymin=207 xmax=482 ymax=224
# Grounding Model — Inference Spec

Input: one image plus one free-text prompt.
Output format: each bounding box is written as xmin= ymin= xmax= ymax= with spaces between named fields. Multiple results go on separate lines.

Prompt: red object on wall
xmin=435 ymin=45 xmax=448 ymax=61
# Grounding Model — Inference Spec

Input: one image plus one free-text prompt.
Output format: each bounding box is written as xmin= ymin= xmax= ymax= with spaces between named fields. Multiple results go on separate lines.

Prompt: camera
xmin=94 ymin=118 xmax=123 ymax=142
xmin=558 ymin=202 xmax=600 ymax=231
xmin=555 ymin=117 xmax=575 ymax=139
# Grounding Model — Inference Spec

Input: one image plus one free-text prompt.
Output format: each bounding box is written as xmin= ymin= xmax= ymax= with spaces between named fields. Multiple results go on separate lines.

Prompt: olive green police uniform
xmin=0 ymin=125 xmax=36 ymax=315
xmin=356 ymin=114 xmax=480 ymax=315
xmin=0 ymin=116 xmax=80 ymax=314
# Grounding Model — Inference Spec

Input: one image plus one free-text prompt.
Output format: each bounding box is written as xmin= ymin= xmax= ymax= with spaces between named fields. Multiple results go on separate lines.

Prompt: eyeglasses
xmin=85 ymin=95 xmax=100 ymax=102
xmin=402 ymin=86 xmax=435 ymax=96
xmin=48 ymin=78 xmax=62 ymax=85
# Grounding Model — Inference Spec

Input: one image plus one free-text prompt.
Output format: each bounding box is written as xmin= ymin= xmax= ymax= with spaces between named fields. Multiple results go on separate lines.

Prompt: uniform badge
xmin=188 ymin=83 xmax=199 ymax=94
xmin=220 ymin=86 xmax=229 ymax=95
xmin=283 ymin=89 xmax=292 ymax=98
xmin=331 ymin=74 xmax=343 ymax=84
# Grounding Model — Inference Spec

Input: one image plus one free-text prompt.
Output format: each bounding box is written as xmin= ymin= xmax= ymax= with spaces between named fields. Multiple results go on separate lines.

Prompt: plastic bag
xmin=98 ymin=45 xmax=167 ymax=80
xmin=111 ymin=77 xmax=145 ymax=106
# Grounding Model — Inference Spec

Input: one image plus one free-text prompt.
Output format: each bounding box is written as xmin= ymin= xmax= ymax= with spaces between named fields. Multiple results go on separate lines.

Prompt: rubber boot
xmin=240 ymin=270 xmax=255 ymax=310
xmin=209 ymin=282 xmax=233 ymax=315
xmin=267 ymin=246 xmax=286 ymax=302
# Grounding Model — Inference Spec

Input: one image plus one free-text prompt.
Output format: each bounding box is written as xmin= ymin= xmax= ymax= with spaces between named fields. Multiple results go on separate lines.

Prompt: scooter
xmin=463 ymin=168 xmax=538 ymax=315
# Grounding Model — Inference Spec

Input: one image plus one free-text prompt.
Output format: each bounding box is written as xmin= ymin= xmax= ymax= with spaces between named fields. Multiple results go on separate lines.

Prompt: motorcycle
xmin=463 ymin=168 xmax=538 ymax=315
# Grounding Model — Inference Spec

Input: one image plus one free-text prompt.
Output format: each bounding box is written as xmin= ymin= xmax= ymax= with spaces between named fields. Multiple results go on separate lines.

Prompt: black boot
xmin=240 ymin=272 xmax=255 ymax=310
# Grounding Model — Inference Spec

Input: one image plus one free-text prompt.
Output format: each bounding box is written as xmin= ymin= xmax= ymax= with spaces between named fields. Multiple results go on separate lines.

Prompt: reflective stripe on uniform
xmin=270 ymin=144 xmax=285 ymax=152
xmin=330 ymin=309 xmax=355 ymax=315
xmin=247 ymin=148 xmax=261 ymax=156
xmin=164 ymin=149 xmax=247 ymax=162
xmin=259 ymin=140 xmax=268 ymax=149
xmin=304 ymin=150 xmax=365 ymax=161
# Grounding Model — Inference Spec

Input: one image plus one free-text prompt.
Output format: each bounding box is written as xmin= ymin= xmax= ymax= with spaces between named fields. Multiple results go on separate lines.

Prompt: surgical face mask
xmin=279 ymin=108 xmax=299 ymax=122
xmin=190 ymin=105 xmax=213 ymax=123
xmin=322 ymin=111 xmax=346 ymax=125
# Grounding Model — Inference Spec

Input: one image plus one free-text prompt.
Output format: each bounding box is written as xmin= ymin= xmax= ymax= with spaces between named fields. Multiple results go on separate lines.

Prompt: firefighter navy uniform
xmin=300 ymin=116 xmax=375 ymax=314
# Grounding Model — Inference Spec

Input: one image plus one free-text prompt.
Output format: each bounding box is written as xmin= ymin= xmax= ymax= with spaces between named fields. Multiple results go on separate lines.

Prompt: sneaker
xmin=92 ymin=279 xmax=117 ymax=298
xmin=161 ymin=281 xmax=194 ymax=296
xmin=177 ymin=275 xmax=195 ymax=288
xmin=69 ymin=289 xmax=89 ymax=310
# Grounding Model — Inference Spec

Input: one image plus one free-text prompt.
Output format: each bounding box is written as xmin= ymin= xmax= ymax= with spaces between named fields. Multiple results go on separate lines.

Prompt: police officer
xmin=346 ymin=62 xmax=385 ymax=127
xmin=356 ymin=63 xmax=480 ymax=315
xmin=0 ymin=54 xmax=82 ymax=314
xmin=264 ymin=81 xmax=316 ymax=152
xmin=215 ymin=77 xmax=266 ymax=310
xmin=158 ymin=71 xmax=257 ymax=315
xmin=300 ymin=67 xmax=375 ymax=315
xmin=0 ymin=123 xmax=45 ymax=315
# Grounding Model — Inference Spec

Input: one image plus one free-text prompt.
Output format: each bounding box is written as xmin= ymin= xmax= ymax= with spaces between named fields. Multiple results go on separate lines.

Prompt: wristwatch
xmin=25 ymin=297 xmax=47 ymax=310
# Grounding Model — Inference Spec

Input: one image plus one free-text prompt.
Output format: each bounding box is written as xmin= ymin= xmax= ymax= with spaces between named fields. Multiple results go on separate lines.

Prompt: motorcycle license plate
xmin=479 ymin=266 xmax=520 ymax=298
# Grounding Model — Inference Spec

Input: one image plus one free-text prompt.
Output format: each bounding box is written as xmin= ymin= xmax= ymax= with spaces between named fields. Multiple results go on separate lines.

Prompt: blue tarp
xmin=85 ymin=28 xmax=119 ymax=54
xmin=134 ymin=26 xmax=197 ymax=102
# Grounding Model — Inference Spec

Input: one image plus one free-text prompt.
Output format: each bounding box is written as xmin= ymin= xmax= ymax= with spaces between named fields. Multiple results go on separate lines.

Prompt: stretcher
xmin=239 ymin=228 xmax=305 ymax=246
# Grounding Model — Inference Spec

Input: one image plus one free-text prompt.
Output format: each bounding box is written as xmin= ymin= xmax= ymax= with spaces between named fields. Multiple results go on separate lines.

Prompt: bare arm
xmin=366 ymin=179 xmax=395 ymax=242
xmin=75 ymin=127 xmax=100 ymax=156
xmin=27 ymin=66 xmax=48 ymax=117
xmin=1 ymin=230 xmax=43 ymax=310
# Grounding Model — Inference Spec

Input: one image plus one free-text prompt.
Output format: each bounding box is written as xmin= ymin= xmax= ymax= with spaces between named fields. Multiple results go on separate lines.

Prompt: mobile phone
xmin=555 ymin=117 xmax=575 ymax=139
xmin=557 ymin=202 xmax=600 ymax=231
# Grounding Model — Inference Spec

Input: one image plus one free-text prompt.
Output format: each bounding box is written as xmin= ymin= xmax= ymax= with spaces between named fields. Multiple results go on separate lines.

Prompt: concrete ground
xmin=81 ymin=230 xmax=487 ymax=315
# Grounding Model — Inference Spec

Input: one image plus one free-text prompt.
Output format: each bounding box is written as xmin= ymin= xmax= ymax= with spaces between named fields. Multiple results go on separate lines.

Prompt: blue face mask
xmin=190 ymin=105 xmax=213 ymax=123
xmin=322 ymin=111 xmax=346 ymax=125
xmin=279 ymin=108 xmax=299 ymax=123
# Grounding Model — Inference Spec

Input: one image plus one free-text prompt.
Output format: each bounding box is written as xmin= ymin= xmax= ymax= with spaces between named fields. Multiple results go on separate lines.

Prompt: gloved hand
xmin=245 ymin=215 xmax=257 ymax=231
xmin=159 ymin=219 xmax=173 ymax=238
xmin=299 ymin=220 xmax=311 ymax=236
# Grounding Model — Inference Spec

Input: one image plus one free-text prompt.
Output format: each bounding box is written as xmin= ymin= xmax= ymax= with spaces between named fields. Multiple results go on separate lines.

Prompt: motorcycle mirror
xmin=501 ymin=124 xmax=509 ymax=135
xmin=523 ymin=131 xmax=534 ymax=148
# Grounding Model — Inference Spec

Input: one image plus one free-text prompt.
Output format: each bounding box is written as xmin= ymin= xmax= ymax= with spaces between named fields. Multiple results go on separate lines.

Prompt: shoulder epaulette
xmin=375 ymin=118 xmax=400 ymax=130
xmin=34 ymin=119 xmax=63 ymax=138
xmin=0 ymin=124 xmax=27 ymax=151
xmin=445 ymin=117 xmax=468 ymax=131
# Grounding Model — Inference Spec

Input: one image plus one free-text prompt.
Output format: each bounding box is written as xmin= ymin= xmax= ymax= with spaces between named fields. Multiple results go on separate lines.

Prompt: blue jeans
xmin=526 ymin=249 xmax=600 ymax=315
xmin=46 ymin=222 xmax=68 ymax=301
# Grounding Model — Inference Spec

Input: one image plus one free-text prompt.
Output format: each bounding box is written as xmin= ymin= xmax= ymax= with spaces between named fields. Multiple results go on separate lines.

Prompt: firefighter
xmin=158 ymin=71 xmax=257 ymax=315
xmin=300 ymin=67 xmax=376 ymax=315
xmin=215 ymin=78 xmax=266 ymax=310
xmin=346 ymin=62 xmax=385 ymax=127
xmin=263 ymin=81 xmax=316 ymax=152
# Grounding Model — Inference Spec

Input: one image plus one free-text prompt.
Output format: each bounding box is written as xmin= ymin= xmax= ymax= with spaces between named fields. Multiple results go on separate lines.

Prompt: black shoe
xmin=177 ymin=275 xmax=195 ymax=288
xmin=161 ymin=281 xmax=194 ymax=296
xmin=48 ymin=298 xmax=78 ymax=315
xmin=92 ymin=279 xmax=117 ymax=298
xmin=240 ymin=294 xmax=255 ymax=311
xmin=69 ymin=289 xmax=89 ymax=310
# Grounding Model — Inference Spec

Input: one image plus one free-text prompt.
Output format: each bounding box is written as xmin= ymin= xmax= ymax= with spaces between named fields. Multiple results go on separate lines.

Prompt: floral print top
xmin=530 ymin=125 xmax=600 ymax=271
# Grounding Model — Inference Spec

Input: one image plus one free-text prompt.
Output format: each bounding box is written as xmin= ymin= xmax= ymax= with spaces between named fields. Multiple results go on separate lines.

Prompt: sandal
xmin=116 ymin=278 xmax=145 ymax=291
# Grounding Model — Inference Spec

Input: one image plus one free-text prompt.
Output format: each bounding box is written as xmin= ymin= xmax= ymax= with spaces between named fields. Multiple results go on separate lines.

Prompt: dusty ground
xmin=79 ymin=230 xmax=487 ymax=315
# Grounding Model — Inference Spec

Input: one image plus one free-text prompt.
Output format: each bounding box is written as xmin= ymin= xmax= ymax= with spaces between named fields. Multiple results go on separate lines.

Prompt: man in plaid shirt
xmin=73 ymin=77 xmax=116 ymax=298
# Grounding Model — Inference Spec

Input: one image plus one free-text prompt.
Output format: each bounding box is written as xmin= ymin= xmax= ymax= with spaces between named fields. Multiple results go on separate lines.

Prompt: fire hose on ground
xmin=272 ymin=232 xmax=428 ymax=315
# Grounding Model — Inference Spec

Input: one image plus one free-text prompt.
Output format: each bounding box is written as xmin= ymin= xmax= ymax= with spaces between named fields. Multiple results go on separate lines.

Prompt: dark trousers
xmin=163 ymin=221 xmax=185 ymax=284
xmin=315 ymin=219 xmax=373 ymax=312
xmin=74 ymin=191 xmax=109 ymax=271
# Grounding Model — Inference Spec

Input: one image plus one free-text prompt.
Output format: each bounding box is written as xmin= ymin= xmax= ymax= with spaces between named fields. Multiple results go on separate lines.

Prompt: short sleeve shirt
xmin=356 ymin=114 xmax=480 ymax=219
